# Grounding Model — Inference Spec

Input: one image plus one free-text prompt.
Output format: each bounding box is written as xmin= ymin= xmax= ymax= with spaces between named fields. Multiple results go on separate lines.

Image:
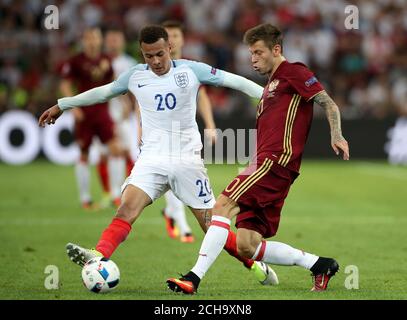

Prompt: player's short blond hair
xmin=244 ymin=23 xmax=283 ymax=52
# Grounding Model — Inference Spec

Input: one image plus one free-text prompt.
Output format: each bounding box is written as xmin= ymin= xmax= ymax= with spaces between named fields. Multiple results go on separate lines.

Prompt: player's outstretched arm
xmin=38 ymin=82 xmax=124 ymax=127
xmin=183 ymin=60 xmax=263 ymax=99
xmin=57 ymin=83 xmax=121 ymax=111
xmin=314 ymin=91 xmax=350 ymax=160
xmin=221 ymin=71 xmax=263 ymax=99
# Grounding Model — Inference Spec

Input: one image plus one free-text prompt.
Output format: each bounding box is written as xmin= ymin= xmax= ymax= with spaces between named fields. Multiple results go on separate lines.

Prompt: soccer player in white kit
xmin=161 ymin=20 xmax=218 ymax=243
xmin=39 ymin=25 xmax=278 ymax=287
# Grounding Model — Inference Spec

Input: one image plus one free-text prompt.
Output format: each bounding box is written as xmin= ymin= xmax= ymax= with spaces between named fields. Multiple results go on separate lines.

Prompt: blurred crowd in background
xmin=0 ymin=0 xmax=406 ymax=120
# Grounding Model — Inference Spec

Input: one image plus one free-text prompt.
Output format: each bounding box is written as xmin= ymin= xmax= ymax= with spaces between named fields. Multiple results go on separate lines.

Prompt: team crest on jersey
xmin=174 ymin=72 xmax=189 ymax=88
xmin=268 ymin=79 xmax=279 ymax=98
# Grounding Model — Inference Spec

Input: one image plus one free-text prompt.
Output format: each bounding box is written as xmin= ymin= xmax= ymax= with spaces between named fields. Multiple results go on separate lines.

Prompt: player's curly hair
xmin=139 ymin=25 xmax=169 ymax=44
xmin=244 ymin=23 xmax=283 ymax=52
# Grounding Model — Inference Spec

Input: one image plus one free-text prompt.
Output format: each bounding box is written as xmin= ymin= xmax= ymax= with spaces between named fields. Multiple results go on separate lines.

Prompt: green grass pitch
xmin=0 ymin=160 xmax=406 ymax=300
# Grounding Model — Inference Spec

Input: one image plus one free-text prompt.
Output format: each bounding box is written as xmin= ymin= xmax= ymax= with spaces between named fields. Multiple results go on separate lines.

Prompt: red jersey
xmin=60 ymin=52 xmax=114 ymax=116
xmin=255 ymin=61 xmax=324 ymax=173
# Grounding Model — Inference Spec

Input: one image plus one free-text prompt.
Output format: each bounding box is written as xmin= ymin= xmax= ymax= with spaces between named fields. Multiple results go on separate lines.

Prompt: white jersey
xmin=111 ymin=59 xmax=226 ymax=160
xmin=109 ymin=54 xmax=138 ymax=122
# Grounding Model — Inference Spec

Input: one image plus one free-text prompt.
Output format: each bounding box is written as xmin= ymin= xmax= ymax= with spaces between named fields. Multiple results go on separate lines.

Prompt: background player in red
xmin=167 ymin=23 xmax=350 ymax=294
xmin=60 ymin=27 xmax=124 ymax=209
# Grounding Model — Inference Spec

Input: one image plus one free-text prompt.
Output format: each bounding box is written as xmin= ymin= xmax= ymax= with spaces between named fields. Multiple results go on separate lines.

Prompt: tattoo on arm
xmin=313 ymin=91 xmax=344 ymax=141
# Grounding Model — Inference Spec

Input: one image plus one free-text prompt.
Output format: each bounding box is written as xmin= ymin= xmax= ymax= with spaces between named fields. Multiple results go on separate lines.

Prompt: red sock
xmin=97 ymin=159 xmax=110 ymax=193
xmin=224 ymin=230 xmax=254 ymax=269
xmin=126 ymin=156 xmax=133 ymax=177
xmin=96 ymin=218 xmax=131 ymax=258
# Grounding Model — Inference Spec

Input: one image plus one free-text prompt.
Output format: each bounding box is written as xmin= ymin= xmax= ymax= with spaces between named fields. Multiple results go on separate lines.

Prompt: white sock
xmin=164 ymin=190 xmax=191 ymax=235
xmin=75 ymin=161 xmax=91 ymax=203
xmin=253 ymin=241 xmax=319 ymax=270
xmin=191 ymin=215 xmax=230 ymax=279
xmin=108 ymin=157 xmax=126 ymax=199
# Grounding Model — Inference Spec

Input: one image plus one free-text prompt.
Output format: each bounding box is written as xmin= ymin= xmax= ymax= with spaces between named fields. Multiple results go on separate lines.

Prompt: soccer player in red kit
xmin=60 ymin=27 xmax=124 ymax=209
xmin=167 ymin=23 xmax=350 ymax=294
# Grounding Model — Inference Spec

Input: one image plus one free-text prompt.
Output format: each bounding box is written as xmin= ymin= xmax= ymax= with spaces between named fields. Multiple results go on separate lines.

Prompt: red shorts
xmin=221 ymin=158 xmax=298 ymax=238
xmin=74 ymin=109 xmax=114 ymax=152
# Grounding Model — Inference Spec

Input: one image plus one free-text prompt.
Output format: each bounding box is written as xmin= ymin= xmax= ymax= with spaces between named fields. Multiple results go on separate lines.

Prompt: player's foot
xmin=161 ymin=209 xmax=179 ymax=239
xmin=251 ymin=261 xmax=279 ymax=285
xmin=81 ymin=201 xmax=100 ymax=211
xmin=66 ymin=243 xmax=103 ymax=267
xmin=310 ymin=257 xmax=339 ymax=291
xmin=180 ymin=233 xmax=195 ymax=243
xmin=167 ymin=271 xmax=200 ymax=294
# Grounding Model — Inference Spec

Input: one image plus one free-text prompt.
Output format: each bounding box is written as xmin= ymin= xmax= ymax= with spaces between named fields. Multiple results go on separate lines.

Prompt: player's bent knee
xmin=236 ymin=242 xmax=256 ymax=259
xmin=212 ymin=202 xmax=232 ymax=219
xmin=213 ymin=196 xmax=239 ymax=220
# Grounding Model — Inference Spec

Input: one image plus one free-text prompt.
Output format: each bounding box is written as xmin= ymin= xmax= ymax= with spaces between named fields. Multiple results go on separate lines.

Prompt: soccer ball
xmin=81 ymin=257 xmax=120 ymax=293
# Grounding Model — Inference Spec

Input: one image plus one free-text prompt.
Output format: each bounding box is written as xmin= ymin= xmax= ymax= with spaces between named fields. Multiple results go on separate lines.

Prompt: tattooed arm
xmin=313 ymin=91 xmax=350 ymax=160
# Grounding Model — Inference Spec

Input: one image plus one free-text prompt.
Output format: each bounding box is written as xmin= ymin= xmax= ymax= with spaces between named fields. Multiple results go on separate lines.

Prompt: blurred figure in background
xmin=101 ymin=28 xmax=139 ymax=208
xmin=386 ymin=76 xmax=407 ymax=165
xmin=1 ymin=0 xmax=406 ymax=120
xmin=59 ymin=27 xmax=124 ymax=210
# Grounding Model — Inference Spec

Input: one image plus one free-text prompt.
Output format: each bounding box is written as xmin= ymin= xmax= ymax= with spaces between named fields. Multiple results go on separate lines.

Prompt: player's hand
xmin=332 ymin=137 xmax=349 ymax=160
xmin=204 ymin=128 xmax=218 ymax=146
xmin=38 ymin=104 xmax=63 ymax=127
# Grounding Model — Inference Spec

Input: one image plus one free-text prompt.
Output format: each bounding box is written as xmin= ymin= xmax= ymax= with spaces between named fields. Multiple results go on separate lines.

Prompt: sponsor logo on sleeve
xmin=211 ymin=67 xmax=217 ymax=75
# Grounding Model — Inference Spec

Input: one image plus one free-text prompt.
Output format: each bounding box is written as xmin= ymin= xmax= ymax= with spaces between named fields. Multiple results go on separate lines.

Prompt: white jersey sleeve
xmin=176 ymin=59 xmax=225 ymax=86
xmin=175 ymin=59 xmax=262 ymax=98
xmin=58 ymin=83 xmax=118 ymax=110
xmin=222 ymin=71 xmax=263 ymax=98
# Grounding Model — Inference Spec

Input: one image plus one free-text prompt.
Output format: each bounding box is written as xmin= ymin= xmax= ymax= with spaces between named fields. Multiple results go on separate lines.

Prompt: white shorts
xmin=121 ymin=156 xmax=215 ymax=209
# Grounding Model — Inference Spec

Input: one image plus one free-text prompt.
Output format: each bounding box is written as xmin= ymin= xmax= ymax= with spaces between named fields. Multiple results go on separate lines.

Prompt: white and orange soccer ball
xmin=81 ymin=257 xmax=120 ymax=293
